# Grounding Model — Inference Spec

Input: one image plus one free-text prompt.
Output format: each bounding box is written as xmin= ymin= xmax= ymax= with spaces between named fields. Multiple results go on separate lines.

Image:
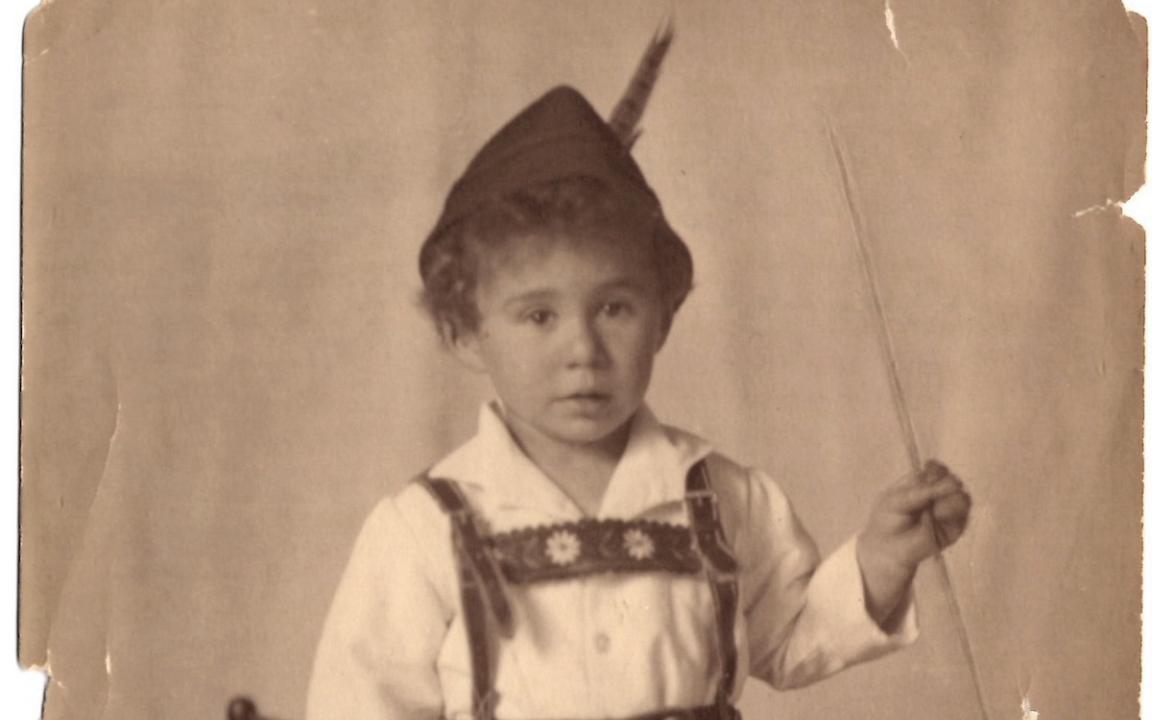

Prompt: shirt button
xmin=594 ymin=633 xmax=611 ymax=653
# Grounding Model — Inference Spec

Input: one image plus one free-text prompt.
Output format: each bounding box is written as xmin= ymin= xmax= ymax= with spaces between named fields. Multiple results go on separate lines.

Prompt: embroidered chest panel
xmin=487 ymin=519 xmax=703 ymax=583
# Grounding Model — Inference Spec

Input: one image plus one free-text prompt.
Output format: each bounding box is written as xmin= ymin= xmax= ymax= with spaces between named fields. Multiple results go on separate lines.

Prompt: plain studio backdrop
xmin=20 ymin=1 xmax=1144 ymax=719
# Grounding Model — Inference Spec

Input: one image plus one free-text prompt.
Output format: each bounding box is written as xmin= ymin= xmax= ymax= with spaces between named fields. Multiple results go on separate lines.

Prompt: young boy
xmin=306 ymin=54 xmax=970 ymax=720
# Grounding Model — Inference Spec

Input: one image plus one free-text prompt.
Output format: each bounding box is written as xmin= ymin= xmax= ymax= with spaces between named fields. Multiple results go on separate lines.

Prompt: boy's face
xmin=452 ymin=232 xmax=667 ymax=452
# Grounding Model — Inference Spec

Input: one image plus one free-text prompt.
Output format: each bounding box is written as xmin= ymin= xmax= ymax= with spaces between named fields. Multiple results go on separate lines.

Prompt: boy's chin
xmin=501 ymin=400 xmax=640 ymax=451
xmin=543 ymin=412 xmax=635 ymax=448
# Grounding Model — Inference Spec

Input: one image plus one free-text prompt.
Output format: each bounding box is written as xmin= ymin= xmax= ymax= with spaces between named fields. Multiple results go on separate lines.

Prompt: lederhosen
xmin=420 ymin=459 xmax=742 ymax=720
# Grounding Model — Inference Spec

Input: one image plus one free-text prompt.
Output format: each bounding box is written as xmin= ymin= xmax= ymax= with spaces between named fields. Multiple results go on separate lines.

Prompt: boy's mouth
xmin=563 ymin=390 xmax=610 ymax=400
xmin=558 ymin=391 xmax=612 ymax=408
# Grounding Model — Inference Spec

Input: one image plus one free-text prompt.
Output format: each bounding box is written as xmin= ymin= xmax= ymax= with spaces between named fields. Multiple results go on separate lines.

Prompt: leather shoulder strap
xmin=684 ymin=459 xmax=740 ymax=715
xmin=418 ymin=476 xmax=508 ymax=720
xmin=685 ymin=460 xmax=739 ymax=574
xmin=419 ymin=476 xmax=513 ymax=635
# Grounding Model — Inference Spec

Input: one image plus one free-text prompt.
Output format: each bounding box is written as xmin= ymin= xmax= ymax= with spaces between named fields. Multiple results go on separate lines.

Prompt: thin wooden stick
xmin=824 ymin=119 xmax=993 ymax=720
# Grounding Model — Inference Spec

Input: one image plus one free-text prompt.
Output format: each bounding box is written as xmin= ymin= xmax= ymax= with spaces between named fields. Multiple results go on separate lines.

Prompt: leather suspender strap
xmin=685 ymin=460 xmax=741 ymax=717
xmin=420 ymin=478 xmax=514 ymax=635
xmin=459 ymin=544 xmax=498 ymax=720
xmin=420 ymin=477 xmax=509 ymax=720
xmin=685 ymin=461 xmax=739 ymax=575
xmin=706 ymin=580 xmax=740 ymax=718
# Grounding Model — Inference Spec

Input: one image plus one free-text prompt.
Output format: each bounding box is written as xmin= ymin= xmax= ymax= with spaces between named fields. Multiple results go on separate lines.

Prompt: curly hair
xmin=418 ymin=175 xmax=693 ymax=341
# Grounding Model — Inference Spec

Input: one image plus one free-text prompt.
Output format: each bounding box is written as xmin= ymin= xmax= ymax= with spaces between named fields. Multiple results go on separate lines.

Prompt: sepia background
xmin=20 ymin=1 xmax=1145 ymax=718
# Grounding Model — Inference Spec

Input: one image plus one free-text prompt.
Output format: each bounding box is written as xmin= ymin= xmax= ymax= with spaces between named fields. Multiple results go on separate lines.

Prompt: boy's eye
xmin=525 ymin=309 xmax=555 ymax=326
xmin=601 ymin=301 xmax=632 ymax=318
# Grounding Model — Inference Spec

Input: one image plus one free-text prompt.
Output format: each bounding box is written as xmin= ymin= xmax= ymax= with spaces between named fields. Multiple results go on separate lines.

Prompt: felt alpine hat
xmin=421 ymin=25 xmax=675 ymax=260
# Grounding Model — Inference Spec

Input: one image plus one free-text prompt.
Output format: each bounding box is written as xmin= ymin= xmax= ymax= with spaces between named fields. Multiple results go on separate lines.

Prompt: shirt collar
xmin=428 ymin=401 xmax=713 ymax=520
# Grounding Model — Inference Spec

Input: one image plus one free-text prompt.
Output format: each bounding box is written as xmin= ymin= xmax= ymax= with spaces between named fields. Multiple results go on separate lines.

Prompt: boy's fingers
xmin=885 ymin=476 xmax=961 ymax=513
xmin=931 ymin=488 xmax=972 ymax=522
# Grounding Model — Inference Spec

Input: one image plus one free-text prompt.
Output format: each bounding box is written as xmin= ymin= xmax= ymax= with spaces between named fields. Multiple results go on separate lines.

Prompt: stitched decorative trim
xmin=488 ymin=519 xmax=702 ymax=583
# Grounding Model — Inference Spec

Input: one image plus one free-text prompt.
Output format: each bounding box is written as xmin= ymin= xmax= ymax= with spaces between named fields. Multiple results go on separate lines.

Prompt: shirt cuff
xmin=804 ymin=535 xmax=919 ymax=661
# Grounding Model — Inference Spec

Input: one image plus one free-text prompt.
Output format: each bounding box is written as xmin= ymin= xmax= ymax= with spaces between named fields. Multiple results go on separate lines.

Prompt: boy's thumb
xmin=887 ymin=478 xmax=958 ymax=513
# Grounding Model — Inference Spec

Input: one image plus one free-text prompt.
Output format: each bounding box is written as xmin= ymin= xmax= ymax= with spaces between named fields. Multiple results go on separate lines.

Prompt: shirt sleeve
xmin=306 ymin=494 xmax=453 ymax=720
xmin=739 ymin=468 xmax=918 ymax=689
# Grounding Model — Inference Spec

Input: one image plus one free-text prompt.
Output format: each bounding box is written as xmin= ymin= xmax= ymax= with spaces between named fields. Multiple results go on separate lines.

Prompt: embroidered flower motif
xmin=623 ymin=528 xmax=655 ymax=560
xmin=545 ymin=530 xmax=581 ymax=565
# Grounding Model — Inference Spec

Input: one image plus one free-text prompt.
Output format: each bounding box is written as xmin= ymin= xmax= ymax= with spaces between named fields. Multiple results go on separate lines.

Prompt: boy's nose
xmin=564 ymin=316 xmax=608 ymax=367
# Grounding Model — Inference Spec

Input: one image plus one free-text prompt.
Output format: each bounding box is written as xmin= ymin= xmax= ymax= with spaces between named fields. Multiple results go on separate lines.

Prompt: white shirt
xmin=306 ymin=403 xmax=916 ymax=720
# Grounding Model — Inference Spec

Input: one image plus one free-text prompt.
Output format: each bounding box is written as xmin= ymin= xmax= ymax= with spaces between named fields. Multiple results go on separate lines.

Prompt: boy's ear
xmin=444 ymin=322 xmax=488 ymax=374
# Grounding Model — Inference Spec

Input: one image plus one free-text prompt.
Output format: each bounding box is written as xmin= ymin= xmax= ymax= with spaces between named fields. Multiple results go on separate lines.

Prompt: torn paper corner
xmin=22 ymin=0 xmax=63 ymax=65
xmin=1072 ymin=197 xmax=1126 ymax=218
xmin=1073 ymin=183 xmax=1152 ymax=230
xmin=23 ymin=0 xmax=60 ymax=28
xmin=27 ymin=0 xmax=59 ymax=14
xmin=15 ymin=660 xmax=51 ymax=707
xmin=1121 ymin=0 xmax=1151 ymax=18
xmin=1104 ymin=183 xmax=1152 ymax=231
xmin=25 ymin=648 xmax=53 ymax=677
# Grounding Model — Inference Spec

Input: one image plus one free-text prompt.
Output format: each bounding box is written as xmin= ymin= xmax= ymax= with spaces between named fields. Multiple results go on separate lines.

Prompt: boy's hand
xmin=856 ymin=460 xmax=971 ymax=629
